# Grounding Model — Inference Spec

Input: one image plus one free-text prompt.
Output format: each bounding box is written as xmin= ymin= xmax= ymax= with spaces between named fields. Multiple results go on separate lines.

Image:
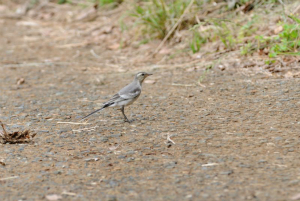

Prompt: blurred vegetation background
xmin=1 ymin=0 xmax=299 ymax=60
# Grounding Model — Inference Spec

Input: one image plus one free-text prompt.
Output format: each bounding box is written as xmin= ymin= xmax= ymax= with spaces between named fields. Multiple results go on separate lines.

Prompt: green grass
xmin=55 ymin=0 xmax=298 ymax=60
xmin=249 ymin=15 xmax=300 ymax=58
xmin=189 ymin=19 xmax=239 ymax=53
xmin=95 ymin=0 xmax=122 ymax=6
xmin=131 ymin=0 xmax=194 ymax=39
xmin=188 ymin=3 xmax=300 ymax=58
xmin=57 ymin=0 xmax=122 ymax=6
xmin=189 ymin=24 xmax=207 ymax=53
xmin=268 ymin=15 xmax=300 ymax=57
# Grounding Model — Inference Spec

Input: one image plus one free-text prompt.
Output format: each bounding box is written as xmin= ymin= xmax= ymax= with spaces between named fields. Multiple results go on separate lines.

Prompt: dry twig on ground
xmin=0 ymin=121 xmax=36 ymax=144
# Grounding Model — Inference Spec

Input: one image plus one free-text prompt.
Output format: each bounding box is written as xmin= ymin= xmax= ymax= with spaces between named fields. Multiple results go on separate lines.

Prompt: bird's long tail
xmin=80 ymin=102 xmax=113 ymax=121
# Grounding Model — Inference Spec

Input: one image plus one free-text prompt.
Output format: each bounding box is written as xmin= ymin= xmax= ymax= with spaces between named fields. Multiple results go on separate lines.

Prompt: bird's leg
xmin=120 ymin=106 xmax=131 ymax=123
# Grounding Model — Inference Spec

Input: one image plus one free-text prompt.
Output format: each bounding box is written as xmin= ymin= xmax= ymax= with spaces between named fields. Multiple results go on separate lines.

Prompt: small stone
xmin=127 ymin=139 xmax=136 ymax=143
xmin=110 ymin=134 xmax=122 ymax=138
xmin=118 ymin=155 xmax=126 ymax=159
xmin=107 ymin=195 xmax=117 ymax=201
xmin=126 ymin=151 xmax=135 ymax=155
xmin=18 ymin=147 xmax=25 ymax=152
xmin=100 ymin=137 xmax=109 ymax=143
xmin=46 ymin=138 xmax=54 ymax=143
xmin=57 ymin=129 xmax=68 ymax=134
xmin=126 ymin=157 xmax=135 ymax=162
xmin=108 ymin=180 xmax=119 ymax=187
xmin=165 ymin=161 xmax=177 ymax=169
xmin=204 ymin=175 xmax=211 ymax=179
xmin=55 ymin=92 xmax=64 ymax=96
xmin=220 ymin=170 xmax=233 ymax=175
xmin=89 ymin=137 xmax=97 ymax=142
xmin=39 ymin=130 xmax=49 ymax=133
xmin=202 ymin=194 xmax=209 ymax=198
xmin=239 ymin=163 xmax=251 ymax=168
xmin=198 ymin=140 xmax=206 ymax=144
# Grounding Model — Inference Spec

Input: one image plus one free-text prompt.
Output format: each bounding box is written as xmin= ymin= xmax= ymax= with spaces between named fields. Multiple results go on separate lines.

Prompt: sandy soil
xmin=0 ymin=15 xmax=300 ymax=201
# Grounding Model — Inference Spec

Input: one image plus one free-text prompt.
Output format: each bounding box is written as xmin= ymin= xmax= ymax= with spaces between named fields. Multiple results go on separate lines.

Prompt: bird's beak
xmin=146 ymin=73 xmax=153 ymax=77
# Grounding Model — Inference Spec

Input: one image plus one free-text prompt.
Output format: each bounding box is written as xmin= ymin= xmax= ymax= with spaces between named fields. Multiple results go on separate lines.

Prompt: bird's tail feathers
xmin=80 ymin=102 xmax=114 ymax=121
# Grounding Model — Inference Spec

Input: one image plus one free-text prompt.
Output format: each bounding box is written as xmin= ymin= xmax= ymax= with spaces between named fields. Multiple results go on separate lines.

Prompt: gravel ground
xmin=1 ymin=19 xmax=300 ymax=201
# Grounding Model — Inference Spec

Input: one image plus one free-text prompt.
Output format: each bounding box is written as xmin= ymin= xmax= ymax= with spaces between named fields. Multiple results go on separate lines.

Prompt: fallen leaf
xmin=284 ymin=71 xmax=294 ymax=79
xmin=101 ymin=25 xmax=114 ymax=34
xmin=274 ymin=26 xmax=283 ymax=34
xmin=76 ymin=6 xmax=98 ymax=22
xmin=117 ymin=68 xmax=126 ymax=73
xmin=192 ymin=53 xmax=202 ymax=59
xmin=109 ymin=144 xmax=120 ymax=151
xmin=144 ymin=80 xmax=156 ymax=84
xmin=23 ymin=36 xmax=39 ymax=42
xmin=159 ymin=48 xmax=171 ymax=55
xmin=16 ymin=21 xmax=39 ymax=27
xmin=242 ymin=2 xmax=254 ymax=13
xmin=186 ymin=67 xmax=196 ymax=72
xmin=218 ymin=65 xmax=226 ymax=71
xmin=62 ymin=190 xmax=76 ymax=196
xmin=17 ymin=77 xmax=25 ymax=85
xmin=0 ymin=5 xmax=8 ymax=13
xmin=84 ymin=158 xmax=99 ymax=162
xmin=291 ymin=193 xmax=300 ymax=200
xmin=107 ymin=43 xmax=120 ymax=50
xmin=0 ymin=160 xmax=5 ymax=166
xmin=46 ymin=194 xmax=62 ymax=201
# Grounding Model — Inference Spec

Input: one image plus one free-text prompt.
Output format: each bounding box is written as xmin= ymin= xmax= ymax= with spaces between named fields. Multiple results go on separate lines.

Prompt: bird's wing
xmin=104 ymin=88 xmax=140 ymax=104
xmin=104 ymin=81 xmax=141 ymax=105
xmin=118 ymin=81 xmax=141 ymax=99
xmin=119 ymin=87 xmax=141 ymax=100
xmin=104 ymin=93 xmax=121 ymax=105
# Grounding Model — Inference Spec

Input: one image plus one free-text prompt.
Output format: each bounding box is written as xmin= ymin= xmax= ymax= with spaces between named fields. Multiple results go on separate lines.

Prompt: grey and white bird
xmin=81 ymin=72 xmax=152 ymax=122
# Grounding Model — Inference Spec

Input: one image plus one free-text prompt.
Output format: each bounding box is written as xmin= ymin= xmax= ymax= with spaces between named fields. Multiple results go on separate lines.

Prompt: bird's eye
xmin=141 ymin=73 xmax=145 ymax=76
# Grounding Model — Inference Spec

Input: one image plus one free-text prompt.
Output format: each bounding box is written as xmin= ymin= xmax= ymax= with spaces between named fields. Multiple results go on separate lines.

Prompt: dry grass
xmin=0 ymin=121 xmax=36 ymax=144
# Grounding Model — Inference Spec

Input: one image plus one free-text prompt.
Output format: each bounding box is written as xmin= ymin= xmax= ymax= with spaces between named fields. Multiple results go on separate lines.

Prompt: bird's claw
xmin=124 ymin=119 xmax=133 ymax=123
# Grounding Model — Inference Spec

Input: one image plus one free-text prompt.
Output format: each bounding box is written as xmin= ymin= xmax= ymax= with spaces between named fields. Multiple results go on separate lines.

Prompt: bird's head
xmin=135 ymin=72 xmax=152 ymax=83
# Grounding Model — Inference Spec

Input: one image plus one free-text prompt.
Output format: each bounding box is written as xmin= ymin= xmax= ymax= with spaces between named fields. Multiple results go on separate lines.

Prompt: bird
xmin=81 ymin=72 xmax=152 ymax=123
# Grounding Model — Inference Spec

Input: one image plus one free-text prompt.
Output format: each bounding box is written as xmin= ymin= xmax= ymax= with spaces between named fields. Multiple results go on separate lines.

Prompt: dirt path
xmin=1 ymin=18 xmax=300 ymax=201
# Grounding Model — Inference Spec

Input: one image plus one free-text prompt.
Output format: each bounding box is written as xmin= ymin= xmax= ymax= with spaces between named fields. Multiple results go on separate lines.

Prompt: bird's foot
xmin=124 ymin=118 xmax=133 ymax=123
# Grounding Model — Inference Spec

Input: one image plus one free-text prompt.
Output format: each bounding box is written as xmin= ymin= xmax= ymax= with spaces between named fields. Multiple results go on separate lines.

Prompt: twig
xmin=90 ymin=49 xmax=101 ymax=59
xmin=197 ymin=82 xmax=206 ymax=88
xmin=202 ymin=163 xmax=219 ymax=167
xmin=0 ymin=176 xmax=19 ymax=181
xmin=171 ymin=83 xmax=196 ymax=87
xmin=98 ymin=5 xmax=124 ymax=17
xmin=166 ymin=134 xmax=175 ymax=144
xmin=152 ymin=0 xmax=195 ymax=56
xmin=72 ymin=125 xmax=99 ymax=133
xmin=109 ymin=144 xmax=120 ymax=151
xmin=278 ymin=0 xmax=287 ymax=22
xmin=292 ymin=3 xmax=300 ymax=14
xmin=0 ymin=121 xmax=8 ymax=137
xmin=73 ymin=50 xmax=81 ymax=59
xmin=56 ymin=42 xmax=90 ymax=48
xmin=57 ymin=121 xmax=91 ymax=125
xmin=62 ymin=191 xmax=77 ymax=196
xmin=1 ymin=62 xmax=71 ymax=68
